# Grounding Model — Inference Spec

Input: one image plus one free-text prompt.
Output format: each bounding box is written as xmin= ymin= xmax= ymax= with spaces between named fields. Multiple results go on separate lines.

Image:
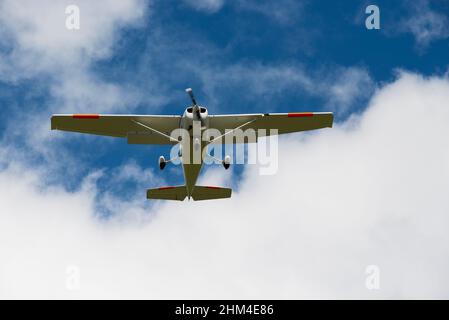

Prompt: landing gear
xmin=223 ymin=155 xmax=231 ymax=170
xmin=159 ymin=152 xmax=181 ymax=170
xmin=159 ymin=156 xmax=166 ymax=170
xmin=206 ymin=153 xmax=231 ymax=170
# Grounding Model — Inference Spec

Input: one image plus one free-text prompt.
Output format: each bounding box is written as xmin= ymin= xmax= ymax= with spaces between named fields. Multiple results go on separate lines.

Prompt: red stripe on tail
xmin=158 ymin=186 xmax=176 ymax=190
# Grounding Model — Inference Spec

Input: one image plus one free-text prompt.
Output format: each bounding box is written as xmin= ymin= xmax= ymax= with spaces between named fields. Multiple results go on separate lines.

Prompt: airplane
xmin=51 ymin=88 xmax=333 ymax=201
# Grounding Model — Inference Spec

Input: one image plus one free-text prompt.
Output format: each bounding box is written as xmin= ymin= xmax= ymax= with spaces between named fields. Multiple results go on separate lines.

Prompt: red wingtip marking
xmin=205 ymin=186 xmax=221 ymax=189
xmin=287 ymin=112 xmax=313 ymax=118
xmin=158 ymin=186 xmax=176 ymax=190
xmin=73 ymin=114 xmax=100 ymax=119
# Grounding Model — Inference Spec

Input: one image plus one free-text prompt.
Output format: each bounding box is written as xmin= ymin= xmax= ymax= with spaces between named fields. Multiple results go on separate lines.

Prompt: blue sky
xmin=1 ymin=0 xmax=449 ymax=299
xmin=1 ymin=0 xmax=448 ymax=214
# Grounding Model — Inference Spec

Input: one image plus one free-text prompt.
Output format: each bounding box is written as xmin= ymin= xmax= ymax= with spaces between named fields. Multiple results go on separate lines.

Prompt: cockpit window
xmin=187 ymin=107 xmax=193 ymax=113
xmin=200 ymin=107 xmax=206 ymax=113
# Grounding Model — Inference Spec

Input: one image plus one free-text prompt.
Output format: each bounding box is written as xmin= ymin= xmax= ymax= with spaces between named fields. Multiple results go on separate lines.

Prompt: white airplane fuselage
xmin=179 ymin=105 xmax=210 ymax=198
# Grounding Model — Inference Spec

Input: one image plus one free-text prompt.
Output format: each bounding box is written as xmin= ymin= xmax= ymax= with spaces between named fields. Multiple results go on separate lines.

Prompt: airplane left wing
xmin=51 ymin=114 xmax=181 ymax=145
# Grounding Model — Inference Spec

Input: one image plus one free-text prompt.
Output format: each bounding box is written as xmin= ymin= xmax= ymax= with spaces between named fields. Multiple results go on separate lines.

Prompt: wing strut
xmin=208 ymin=117 xmax=259 ymax=144
xmin=132 ymin=120 xmax=178 ymax=143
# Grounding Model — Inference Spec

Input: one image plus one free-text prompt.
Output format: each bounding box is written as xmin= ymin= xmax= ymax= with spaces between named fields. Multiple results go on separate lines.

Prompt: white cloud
xmin=236 ymin=0 xmax=304 ymax=25
xmin=327 ymin=67 xmax=374 ymax=113
xmin=398 ymin=0 xmax=449 ymax=48
xmin=1 ymin=71 xmax=449 ymax=298
xmin=0 ymin=0 xmax=148 ymax=112
xmin=183 ymin=0 xmax=224 ymax=13
xmin=0 ymin=0 xmax=150 ymax=176
xmin=183 ymin=0 xmax=303 ymax=25
xmin=0 ymin=0 xmax=147 ymax=72
xmin=194 ymin=62 xmax=374 ymax=114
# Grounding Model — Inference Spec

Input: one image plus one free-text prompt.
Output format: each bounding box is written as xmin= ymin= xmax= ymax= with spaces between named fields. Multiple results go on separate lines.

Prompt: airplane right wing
xmin=208 ymin=112 xmax=333 ymax=142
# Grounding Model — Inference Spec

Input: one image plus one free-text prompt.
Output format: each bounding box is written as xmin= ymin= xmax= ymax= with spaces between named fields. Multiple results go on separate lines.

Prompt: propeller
xmin=185 ymin=88 xmax=197 ymax=106
xmin=185 ymin=88 xmax=201 ymax=120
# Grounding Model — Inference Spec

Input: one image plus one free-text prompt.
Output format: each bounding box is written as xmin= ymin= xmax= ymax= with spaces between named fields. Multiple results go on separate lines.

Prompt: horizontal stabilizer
xmin=147 ymin=186 xmax=187 ymax=201
xmin=191 ymin=186 xmax=232 ymax=201
xmin=146 ymin=185 xmax=232 ymax=201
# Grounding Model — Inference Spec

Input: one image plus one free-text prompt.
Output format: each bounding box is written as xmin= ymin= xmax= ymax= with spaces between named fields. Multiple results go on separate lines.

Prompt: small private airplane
xmin=51 ymin=89 xmax=333 ymax=201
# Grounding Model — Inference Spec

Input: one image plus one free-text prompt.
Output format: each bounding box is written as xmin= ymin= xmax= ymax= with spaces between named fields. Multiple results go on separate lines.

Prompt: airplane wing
xmin=208 ymin=112 xmax=333 ymax=143
xmin=51 ymin=114 xmax=181 ymax=145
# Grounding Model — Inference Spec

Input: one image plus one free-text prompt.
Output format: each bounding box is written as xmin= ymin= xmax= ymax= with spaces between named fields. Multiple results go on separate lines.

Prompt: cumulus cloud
xmin=0 ymin=0 xmax=150 ymax=181
xmin=194 ymin=62 xmax=374 ymax=115
xmin=398 ymin=0 xmax=449 ymax=48
xmin=327 ymin=67 xmax=374 ymax=113
xmin=0 ymin=0 xmax=147 ymax=73
xmin=93 ymin=160 xmax=164 ymax=219
xmin=1 ymin=72 xmax=449 ymax=298
xmin=0 ymin=0 xmax=148 ymax=112
xmin=183 ymin=0 xmax=224 ymax=13
xmin=182 ymin=0 xmax=303 ymax=25
xmin=236 ymin=0 xmax=304 ymax=25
